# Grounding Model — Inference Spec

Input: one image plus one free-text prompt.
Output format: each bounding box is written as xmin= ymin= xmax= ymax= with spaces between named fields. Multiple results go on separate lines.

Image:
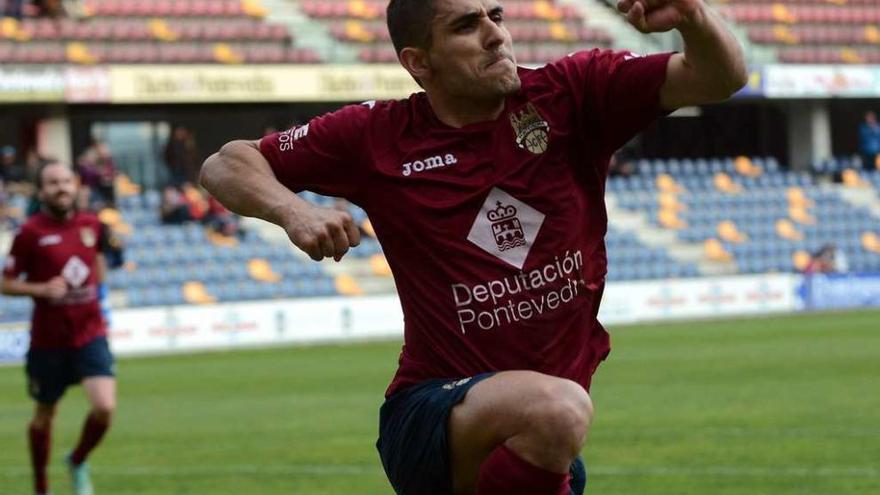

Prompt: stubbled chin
xmin=499 ymin=71 xmax=522 ymax=94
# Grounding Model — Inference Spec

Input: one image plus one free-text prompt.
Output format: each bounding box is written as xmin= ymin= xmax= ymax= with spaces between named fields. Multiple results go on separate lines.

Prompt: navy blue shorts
xmin=376 ymin=373 xmax=587 ymax=495
xmin=25 ymin=336 xmax=115 ymax=404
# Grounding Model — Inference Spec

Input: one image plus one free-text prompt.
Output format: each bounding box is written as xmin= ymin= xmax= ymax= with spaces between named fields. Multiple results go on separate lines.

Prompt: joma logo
xmin=402 ymin=154 xmax=458 ymax=177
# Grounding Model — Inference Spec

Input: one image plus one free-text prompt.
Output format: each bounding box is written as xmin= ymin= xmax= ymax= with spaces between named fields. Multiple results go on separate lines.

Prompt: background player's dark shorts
xmin=376 ymin=373 xmax=588 ymax=495
xmin=25 ymin=336 xmax=115 ymax=404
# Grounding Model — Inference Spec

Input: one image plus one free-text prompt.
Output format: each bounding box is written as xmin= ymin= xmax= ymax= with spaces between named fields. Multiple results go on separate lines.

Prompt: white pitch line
xmin=0 ymin=464 xmax=876 ymax=478
xmin=592 ymin=426 xmax=880 ymax=439
xmin=587 ymin=466 xmax=880 ymax=478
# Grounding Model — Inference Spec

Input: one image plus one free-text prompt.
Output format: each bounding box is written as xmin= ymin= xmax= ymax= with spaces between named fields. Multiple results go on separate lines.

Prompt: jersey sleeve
xmin=259 ymin=103 xmax=372 ymax=202
xmin=3 ymin=227 xmax=32 ymax=280
xmin=544 ymin=49 xmax=673 ymax=156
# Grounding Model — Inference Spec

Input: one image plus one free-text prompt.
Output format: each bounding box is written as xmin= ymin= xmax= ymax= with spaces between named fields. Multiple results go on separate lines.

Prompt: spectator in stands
xmin=804 ymin=244 xmax=847 ymax=274
xmin=159 ymin=185 xmax=191 ymax=225
xmin=608 ymin=153 xmax=635 ymax=177
xmin=180 ymin=182 xmax=209 ymax=221
xmin=164 ymin=126 xmax=200 ymax=186
xmin=204 ymin=194 xmax=243 ymax=238
xmin=1 ymin=146 xmax=27 ymax=185
xmin=100 ymin=221 xmax=126 ymax=269
xmin=35 ymin=0 xmax=66 ymax=18
xmin=859 ymin=110 xmax=880 ymax=170
xmin=75 ymin=177 xmax=91 ymax=212
xmin=1 ymin=0 xmax=26 ymax=19
xmin=19 ymin=148 xmax=57 ymax=217
xmin=0 ymin=178 xmax=10 ymax=228
xmin=77 ymin=139 xmax=118 ymax=208
xmin=0 ymin=177 xmax=26 ymax=229
xmin=22 ymin=147 xmax=47 ymax=185
xmin=609 ymin=137 xmax=639 ymax=177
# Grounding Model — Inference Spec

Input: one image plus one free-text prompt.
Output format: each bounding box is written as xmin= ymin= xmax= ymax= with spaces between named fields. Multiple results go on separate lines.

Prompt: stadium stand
xmin=609 ymin=156 xmax=880 ymax=277
xmin=0 ymin=0 xmax=320 ymax=64
xmin=714 ymin=0 xmax=880 ymax=64
xmin=295 ymin=0 xmax=615 ymax=64
xmin=19 ymin=0 xmax=876 ymax=66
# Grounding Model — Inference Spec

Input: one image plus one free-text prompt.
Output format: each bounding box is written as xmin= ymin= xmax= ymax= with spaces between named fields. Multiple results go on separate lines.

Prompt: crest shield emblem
xmin=509 ymin=103 xmax=550 ymax=154
xmin=80 ymin=227 xmax=96 ymax=248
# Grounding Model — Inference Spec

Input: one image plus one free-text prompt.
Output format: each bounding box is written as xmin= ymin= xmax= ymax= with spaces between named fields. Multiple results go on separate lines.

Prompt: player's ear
xmin=399 ymin=47 xmax=431 ymax=84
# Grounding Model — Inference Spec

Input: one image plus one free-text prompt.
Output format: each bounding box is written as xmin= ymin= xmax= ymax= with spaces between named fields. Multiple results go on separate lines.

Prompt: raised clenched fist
xmin=617 ymin=0 xmax=705 ymax=33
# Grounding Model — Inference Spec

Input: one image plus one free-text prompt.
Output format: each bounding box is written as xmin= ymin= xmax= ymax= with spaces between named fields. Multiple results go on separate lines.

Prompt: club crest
xmin=487 ymin=201 xmax=525 ymax=252
xmin=80 ymin=227 xmax=96 ymax=248
xmin=509 ymin=102 xmax=550 ymax=154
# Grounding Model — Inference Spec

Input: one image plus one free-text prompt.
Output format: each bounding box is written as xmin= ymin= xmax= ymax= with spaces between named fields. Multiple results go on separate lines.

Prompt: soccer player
xmin=2 ymin=162 xmax=116 ymax=495
xmin=200 ymin=0 xmax=746 ymax=493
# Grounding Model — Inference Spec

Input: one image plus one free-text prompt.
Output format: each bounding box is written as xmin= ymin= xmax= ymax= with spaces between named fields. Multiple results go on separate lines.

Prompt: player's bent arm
xmin=660 ymin=4 xmax=748 ymax=110
xmin=1 ymin=277 xmax=50 ymax=298
xmin=200 ymin=140 xmax=304 ymax=226
xmin=200 ymin=140 xmax=361 ymax=261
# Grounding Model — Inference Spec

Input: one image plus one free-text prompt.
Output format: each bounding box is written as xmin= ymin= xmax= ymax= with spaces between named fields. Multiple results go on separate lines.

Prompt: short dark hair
xmin=35 ymin=161 xmax=66 ymax=190
xmin=387 ymin=0 xmax=437 ymax=57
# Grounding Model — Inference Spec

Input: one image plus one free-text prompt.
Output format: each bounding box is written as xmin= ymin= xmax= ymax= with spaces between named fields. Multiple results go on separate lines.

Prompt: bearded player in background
xmin=2 ymin=162 xmax=116 ymax=495
xmin=201 ymin=0 xmax=747 ymax=493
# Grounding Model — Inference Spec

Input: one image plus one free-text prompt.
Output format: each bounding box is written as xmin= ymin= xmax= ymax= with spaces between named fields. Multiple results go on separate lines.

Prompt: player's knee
xmin=527 ymin=380 xmax=593 ymax=452
xmin=30 ymin=408 xmax=56 ymax=430
xmin=91 ymin=402 xmax=115 ymax=423
xmin=30 ymin=416 xmax=52 ymax=431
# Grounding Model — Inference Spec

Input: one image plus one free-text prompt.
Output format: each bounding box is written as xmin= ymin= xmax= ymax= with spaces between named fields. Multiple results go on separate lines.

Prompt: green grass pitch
xmin=1 ymin=309 xmax=878 ymax=494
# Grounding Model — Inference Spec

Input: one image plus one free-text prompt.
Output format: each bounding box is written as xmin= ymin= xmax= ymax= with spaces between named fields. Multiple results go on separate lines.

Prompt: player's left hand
xmin=617 ymin=0 xmax=704 ymax=33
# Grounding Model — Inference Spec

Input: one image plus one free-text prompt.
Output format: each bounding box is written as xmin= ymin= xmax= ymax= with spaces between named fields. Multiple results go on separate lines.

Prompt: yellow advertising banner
xmin=0 ymin=67 xmax=65 ymax=103
xmin=107 ymin=64 xmax=421 ymax=103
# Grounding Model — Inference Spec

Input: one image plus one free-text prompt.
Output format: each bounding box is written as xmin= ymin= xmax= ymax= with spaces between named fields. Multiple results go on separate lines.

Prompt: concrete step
xmin=261 ymin=0 xmax=358 ymax=63
xmin=833 ymin=183 xmax=880 ymax=219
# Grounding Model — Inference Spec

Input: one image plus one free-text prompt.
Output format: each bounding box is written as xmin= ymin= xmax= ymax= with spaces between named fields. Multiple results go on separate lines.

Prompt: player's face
xmin=38 ymin=164 xmax=78 ymax=216
xmin=426 ymin=0 xmax=520 ymax=100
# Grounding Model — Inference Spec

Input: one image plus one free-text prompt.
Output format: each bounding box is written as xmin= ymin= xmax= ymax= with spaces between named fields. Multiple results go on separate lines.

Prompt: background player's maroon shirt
xmin=261 ymin=50 xmax=673 ymax=396
xmin=3 ymin=211 xmax=107 ymax=349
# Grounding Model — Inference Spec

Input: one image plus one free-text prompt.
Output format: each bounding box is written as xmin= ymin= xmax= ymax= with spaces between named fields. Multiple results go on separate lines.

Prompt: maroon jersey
xmin=260 ymin=50 xmax=673 ymax=395
xmin=3 ymin=211 xmax=107 ymax=349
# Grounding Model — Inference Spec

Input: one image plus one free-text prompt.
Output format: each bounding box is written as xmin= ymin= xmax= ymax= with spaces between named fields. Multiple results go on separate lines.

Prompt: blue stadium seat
xmin=118 ymin=194 xmax=143 ymax=210
xmin=144 ymin=190 xmax=162 ymax=209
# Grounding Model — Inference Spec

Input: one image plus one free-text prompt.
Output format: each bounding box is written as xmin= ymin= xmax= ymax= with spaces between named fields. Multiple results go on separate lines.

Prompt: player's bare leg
xmin=67 ymin=377 xmax=116 ymax=495
xmin=449 ymin=371 xmax=594 ymax=495
xmin=29 ymin=402 xmax=57 ymax=495
xmin=80 ymin=376 xmax=116 ymax=425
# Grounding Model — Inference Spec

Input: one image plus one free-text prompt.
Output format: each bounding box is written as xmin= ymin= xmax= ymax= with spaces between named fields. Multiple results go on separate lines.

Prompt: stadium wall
xmin=0 ymin=273 xmax=826 ymax=365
